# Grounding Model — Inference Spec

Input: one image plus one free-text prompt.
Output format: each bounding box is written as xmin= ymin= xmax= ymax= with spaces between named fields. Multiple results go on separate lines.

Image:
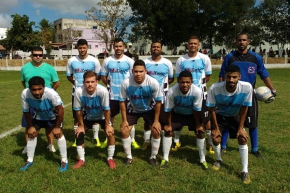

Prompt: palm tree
xmin=36 ymin=19 xmax=55 ymax=56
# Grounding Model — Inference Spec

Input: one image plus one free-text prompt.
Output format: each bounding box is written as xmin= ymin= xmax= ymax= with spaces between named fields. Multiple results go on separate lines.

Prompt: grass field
xmin=0 ymin=69 xmax=289 ymax=193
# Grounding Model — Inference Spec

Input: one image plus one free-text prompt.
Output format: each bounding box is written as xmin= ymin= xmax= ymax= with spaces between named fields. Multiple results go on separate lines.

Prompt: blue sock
xmin=221 ymin=128 xmax=229 ymax=149
xmin=249 ymin=127 xmax=258 ymax=152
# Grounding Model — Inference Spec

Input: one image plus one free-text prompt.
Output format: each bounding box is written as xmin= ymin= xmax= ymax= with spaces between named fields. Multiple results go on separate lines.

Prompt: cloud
xmin=0 ymin=14 xmax=12 ymax=28
xmin=36 ymin=9 xmax=41 ymax=16
xmin=0 ymin=0 xmax=20 ymax=13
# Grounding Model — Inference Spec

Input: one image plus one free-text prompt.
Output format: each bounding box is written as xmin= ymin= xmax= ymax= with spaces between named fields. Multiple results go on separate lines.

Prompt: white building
xmin=0 ymin=28 xmax=8 ymax=40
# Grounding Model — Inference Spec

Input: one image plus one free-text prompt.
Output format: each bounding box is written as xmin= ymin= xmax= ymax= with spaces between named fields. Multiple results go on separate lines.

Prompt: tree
xmin=85 ymin=0 xmax=131 ymax=53
xmin=35 ymin=19 xmax=55 ymax=56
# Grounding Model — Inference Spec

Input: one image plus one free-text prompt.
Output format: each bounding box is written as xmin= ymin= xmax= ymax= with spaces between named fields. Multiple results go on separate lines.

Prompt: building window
xmin=88 ymin=45 xmax=91 ymax=49
xmin=92 ymin=26 xmax=98 ymax=29
xmin=95 ymin=45 xmax=98 ymax=48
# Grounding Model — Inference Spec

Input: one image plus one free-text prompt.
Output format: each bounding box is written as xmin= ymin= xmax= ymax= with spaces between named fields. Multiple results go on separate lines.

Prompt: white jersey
xmin=73 ymin=84 xmax=110 ymax=121
xmin=100 ymin=55 xmax=134 ymax=100
xmin=206 ymin=81 xmax=253 ymax=117
xmin=66 ymin=55 xmax=101 ymax=88
xmin=22 ymin=87 xmax=63 ymax=120
xmin=164 ymin=83 xmax=203 ymax=115
xmin=119 ymin=75 xmax=163 ymax=113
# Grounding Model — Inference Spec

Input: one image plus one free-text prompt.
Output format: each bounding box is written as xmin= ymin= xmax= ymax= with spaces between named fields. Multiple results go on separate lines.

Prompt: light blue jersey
xmin=206 ymin=81 xmax=253 ymax=117
xmin=100 ymin=55 xmax=134 ymax=100
xmin=119 ymin=75 xmax=163 ymax=113
xmin=22 ymin=87 xmax=63 ymax=120
xmin=73 ymin=84 xmax=110 ymax=120
xmin=164 ymin=83 xmax=203 ymax=115
xmin=66 ymin=55 xmax=101 ymax=88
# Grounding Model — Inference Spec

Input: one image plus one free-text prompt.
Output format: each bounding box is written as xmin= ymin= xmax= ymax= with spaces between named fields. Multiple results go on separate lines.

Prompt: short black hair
xmin=83 ymin=71 xmax=98 ymax=81
xmin=114 ymin=38 xmax=124 ymax=44
xmin=178 ymin=70 xmax=192 ymax=82
xmin=226 ymin=65 xmax=241 ymax=73
xmin=31 ymin=46 xmax=43 ymax=53
xmin=133 ymin=59 xmax=146 ymax=68
xmin=28 ymin=76 xmax=45 ymax=88
xmin=188 ymin=35 xmax=200 ymax=42
xmin=77 ymin=39 xmax=88 ymax=46
xmin=236 ymin=32 xmax=249 ymax=41
xmin=151 ymin=41 xmax=162 ymax=48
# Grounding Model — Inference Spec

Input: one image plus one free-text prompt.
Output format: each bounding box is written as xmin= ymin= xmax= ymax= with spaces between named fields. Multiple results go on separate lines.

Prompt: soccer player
xmin=162 ymin=70 xmax=204 ymax=169
xmin=72 ymin=71 xmax=116 ymax=169
xmin=20 ymin=76 xmax=68 ymax=172
xmin=207 ymin=65 xmax=253 ymax=184
xmin=175 ymin=35 xmax=213 ymax=153
xmin=66 ymin=39 xmax=102 ymax=147
xmin=219 ymin=32 xmax=276 ymax=158
xmin=119 ymin=60 xmax=163 ymax=166
xmin=100 ymin=38 xmax=140 ymax=149
xmin=21 ymin=46 xmax=60 ymax=154
xmin=141 ymin=41 xmax=174 ymax=150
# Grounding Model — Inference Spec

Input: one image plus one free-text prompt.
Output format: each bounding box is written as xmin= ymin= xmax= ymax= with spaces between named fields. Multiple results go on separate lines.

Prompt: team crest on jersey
xmin=248 ymin=66 xmax=255 ymax=74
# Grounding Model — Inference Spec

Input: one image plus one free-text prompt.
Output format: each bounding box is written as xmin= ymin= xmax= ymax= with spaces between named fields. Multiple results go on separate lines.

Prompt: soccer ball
xmin=255 ymin=86 xmax=272 ymax=102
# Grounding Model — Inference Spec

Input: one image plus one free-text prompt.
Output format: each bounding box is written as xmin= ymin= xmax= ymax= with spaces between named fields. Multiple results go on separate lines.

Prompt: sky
xmin=0 ymin=0 xmax=102 ymax=28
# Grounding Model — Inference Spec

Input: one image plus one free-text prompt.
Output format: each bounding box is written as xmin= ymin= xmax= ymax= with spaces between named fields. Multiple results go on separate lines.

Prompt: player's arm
xmin=75 ymin=110 xmax=85 ymax=137
xmin=206 ymin=75 xmax=211 ymax=83
xmin=163 ymin=111 xmax=173 ymax=136
xmin=67 ymin=75 xmax=74 ymax=85
xmin=263 ymin=77 xmax=276 ymax=103
xmin=168 ymin=77 xmax=174 ymax=84
xmin=101 ymin=75 xmax=108 ymax=86
xmin=209 ymin=107 xmax=221 ymax=145
xmin=237 ymin=106 xmax=248 ymax=141
xmin=53 ymin=104 xmax=64 ymax=138
xmin=104 ymin=109 xmax=114 ymax=136
xmin=193 ymin=110 xmax=203 ymax=134
xmin=52 ymin=81 xmax=60 ymax=90
xmin=21 ymin=81 xmax=26 ymax=88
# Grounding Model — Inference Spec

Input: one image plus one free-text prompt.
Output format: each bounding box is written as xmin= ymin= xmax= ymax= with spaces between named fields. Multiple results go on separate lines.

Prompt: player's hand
xmin=265 ymin=89 xmax=276 ymax=103
xmin=164 ymin=125 xmax=172 ymax=133
xmin=27 ymin=126 xmax=37 ymax=139
xmin=211 ymin=128 xmax=221 ymax=145
xmin=237 ymin=128 xmax=248 ymax=141
xmin=53 ymin=127 xmax=62 ymax=139
xmin=75 ymin=126 xmax=85 ymax=138
xmin=105 ymin=124 xmax=114 ymax=137
xmin=152 ymin=121 xmax=161 ymax=136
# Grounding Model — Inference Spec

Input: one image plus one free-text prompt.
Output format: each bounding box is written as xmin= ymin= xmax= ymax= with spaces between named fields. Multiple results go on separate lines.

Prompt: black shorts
xmin=126 ymin=109 xmax=155 ymax=127
xmin=71 ymin=87 xmax=76 ymax=118
xmin=244 ymin=92 xmax=258 ymax=128
xmin=83 ymin=119 xmax=106 ymax=131
xmin=171 ymin=112 xmax=200 ymax=131
xmin=214 ymin=114 xmax=239 ymax=139
xmin=201 ymin=96 xmax=210 ymax=123
xmin=32 ymin=119 xmax=59 ymax=130
xmin=110 ymin=100 xmax=120 ymax=117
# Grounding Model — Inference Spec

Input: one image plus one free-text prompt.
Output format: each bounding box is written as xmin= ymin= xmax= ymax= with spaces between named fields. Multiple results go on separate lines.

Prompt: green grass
xmin=0 ymin=69 xmax=289 ymax=193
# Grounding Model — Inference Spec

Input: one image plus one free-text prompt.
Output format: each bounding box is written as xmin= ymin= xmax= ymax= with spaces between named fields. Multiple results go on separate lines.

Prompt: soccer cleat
xmin=59 ymin=162 xmax=69 ymax=172
xmin=201 ymin=161 xmax=209 ymax=170
xmin=100 ymin=139 xmax=108 ymax=149
xmin=22 ymin=146 xmax=27 ymax=154
xmin=206 ymin=144 xmax=215 ymax=154
xmin=241 ymin=172 xmax=251 ymax=184
xmin=131 ymin=140 xmax=140 ymax=149
xmin=20 ymin=161 xmax=33 ymax=171
xmin=73 ymin=159 xmax=85 ymax=169
xmin=124 ymin=158 xmax=133 ymax=166
xmin=221 ymin=148 xmax=227 ymax=155
xmin=72 ymin=139 xmax=77 ymax=147
xmin=149 ymin=158 xmax=157 ymax=166
xmin=212 ymin=160 xmax=222 ymax=171
xmin=94 ymin=138 xmax=101 ymax=147
xmin=160 ymin=159 xmax=169 ymax=169
xmin=171 ymin=142 xmax=181 ymax=151
xmin=251 ymin=151 xmax=265 ymax=159
xmin=141 ymin=141 xmax=150 ymax=150
xmin=47 ymin=144 xmax=56 ymax=152
xmin=107 ymin=159 xmax=116 ymax=169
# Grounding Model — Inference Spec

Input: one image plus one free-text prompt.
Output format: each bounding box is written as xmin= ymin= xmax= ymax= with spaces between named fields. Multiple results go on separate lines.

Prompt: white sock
xmin=122 ymin=137 xmax=132 ymax=159
xmin=130 ymin=126 xmax=136 ymax=141
xmin=162 ymin=135 xmax=172 ymax=161
xmin=213 ymin=144 xmax=222 ymax=161
xmin=239 ymin=144 xmax=248 ymax=173
xmin=27 ymin=137 xmax=37 ymax=162
xmin=107 ymin=145 xmax=115 ymax=160
xmin=144 ymin=130 xmax=151 ymax=143
xmin=92 ymin=124 xmax=99 ymax=139
xmin=76 ymin=146 xmax=85 ymax=161
xmin=174 ymin=131 xmax=181 ymax=143
xmin=150 ymin=137 xmax=161 ymax=159
xmin=57 ymin=135 xmax=68 ymax=163
xmin=206 ymin=130 xmax=213 ymax=146
xmin=197 ymin=138 xmax=206 ymax=163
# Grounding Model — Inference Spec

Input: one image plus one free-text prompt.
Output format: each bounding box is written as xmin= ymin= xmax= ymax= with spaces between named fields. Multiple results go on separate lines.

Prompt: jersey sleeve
xmin=219 ymin=56 xmax=230 ymax=78
xmin=256 ymin=55 xmax=269 ymax=80
xmin=49 ymin=89 xmax=63 ymax=107
xmin=93 ymin=58 xmax=101 ymax=75
xmin=243 ymin=84 xmax=253 ymax=107
xmin=49 ymin=65 xmax=59 ymax=83
xmin=119 ymin=79 xmax=128 ymax=102
xmin=21 ymin=89 xmax=30 ymax=112
xmin=175 ymin=57 xmax=182 ymax=78
xmin=66 ymin=59 xmax=73 ymax=77
xmin=164 ymin=88 xmax=174 ymax=112
xmin=100 ymin=59 xmax=108 ymax=76
xmin=193 ymin=87 xmax=203 ymax=111
xmin=206 ymin=84 xmax=216 ymax=107
xmin=152 ymin=79 xmax=163 ymax=102
xmin=203 ymin=55 xmax=212 ymax=76
xmin=167 ymin=60 xmax=174 ymax=78
xmin=100 ymin=86 xmax=110 ymax=110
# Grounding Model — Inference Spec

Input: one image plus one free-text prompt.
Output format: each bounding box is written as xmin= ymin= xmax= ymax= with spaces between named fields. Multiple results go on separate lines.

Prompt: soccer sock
xmin=107 ymin=145 xmax=115 ymax=160
xmin=74 ymin=125 xmax=78 ymax=140
xmin=212 ymin=144 xmax=222 ymax=161
xmin=122 ymin=137 xmax=132 ymax=159
xmin=27 ymin=137 xmax=37 ymax=163
xmin=150 ymin=137 xmax=161 ymax=159
xmin=92 ymin=124 xmax=100 ymax=139
xmin=249 ymin=127 xmax=258 ymax=152
xmin=221 ymin=128 xmax=229 ymax=149
xmin=162 ymin=135 xmax=172 ymax=161
xmin=76 ymin=146 xmax=85 ymax=161
xmin=174 ymin=131 xmax=181 ymax=143
xmin=197 ymin=138 xmax=206 ymax=163
xmin=130 ymin=126 xmax=136 ymax=141
xmin=57 ymin=135 xmax=68 ymax=163
xmin=239 ymin=144 xmax=248 ymax=173
xmin=144 ymin=130 xmax=151 ymax=143
xmin=205 ymin=130 xmax=213 ymax=146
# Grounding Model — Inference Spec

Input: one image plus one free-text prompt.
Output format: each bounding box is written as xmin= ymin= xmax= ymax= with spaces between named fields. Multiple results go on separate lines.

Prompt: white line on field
xmin=0 ymin=102 xmax=72 ymax=139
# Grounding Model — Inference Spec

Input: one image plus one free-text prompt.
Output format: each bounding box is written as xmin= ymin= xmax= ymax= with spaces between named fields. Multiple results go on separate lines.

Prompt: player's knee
xmin=76 ymin=132 xmax=85 ymax=145
xmin=120 ymin=127 xmax=130 ymax=138
xmin=196 ymin=131 xmax=205 ymax=139
xmin=212 ymin=136 xmax=221 ymax=146
xmin=54 ymin=132 xmax=63 ymax=139
xmin=164 ymin=131 xmax=173 ymax=137
xmin=237 ymin=135 xmax=247 ymax=144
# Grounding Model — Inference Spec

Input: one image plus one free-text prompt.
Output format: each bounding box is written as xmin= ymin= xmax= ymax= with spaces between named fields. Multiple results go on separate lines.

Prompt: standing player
xmin=66 ymin=39 xmax=102 ymax=147
xmin=21 ymin=46 xmax=60 ymax=154
xmin=20 ymin=76 xmax=68 ymax=172
xmin=141 ymin=41 xmax=174 ymax=150
xmin=100 ymin=38 xmax=140 ymax=149
xmin=162 ymin=70 xmax=205 ymax=169
xmin=175 ymin=36 xmax=213 ymax=153
xmin=219 ymin=32 xmax=276 ymax=158
xmin=73 ymin=71 xmax=116 ymax=169
xmin=119 ymin=60 xmax=163 ymax=166
xmin=207 ymin=65 xmax=252 ymax=184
